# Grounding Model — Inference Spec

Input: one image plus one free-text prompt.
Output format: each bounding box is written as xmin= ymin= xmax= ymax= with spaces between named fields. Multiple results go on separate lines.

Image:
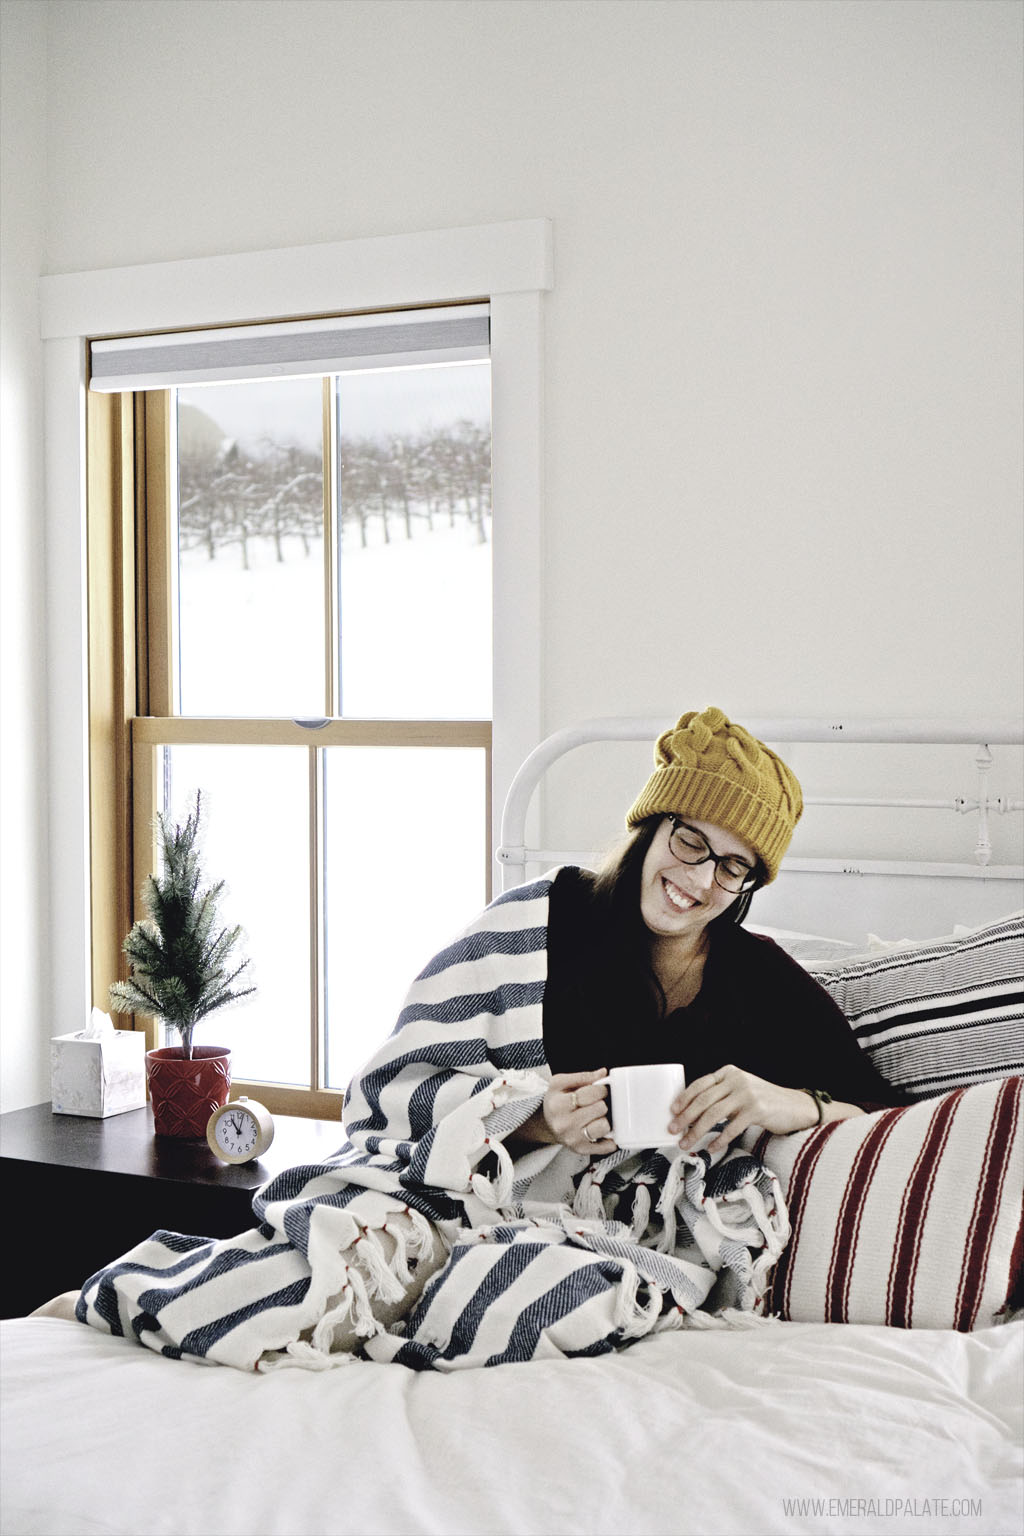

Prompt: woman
xmin=73 ymin=707 xmax=900 ymax=1370
xmin=515 ymin=705 xmax=903 ymax=1161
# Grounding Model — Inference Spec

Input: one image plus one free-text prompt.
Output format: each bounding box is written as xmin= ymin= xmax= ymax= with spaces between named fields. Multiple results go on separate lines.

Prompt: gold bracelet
xmin=801 ymin=1087 xmax=833 ymax=1126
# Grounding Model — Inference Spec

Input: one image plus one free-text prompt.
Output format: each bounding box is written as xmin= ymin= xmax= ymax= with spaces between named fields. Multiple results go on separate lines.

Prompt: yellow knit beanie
xmin=626 ymin=706 xmax=803 ymax=884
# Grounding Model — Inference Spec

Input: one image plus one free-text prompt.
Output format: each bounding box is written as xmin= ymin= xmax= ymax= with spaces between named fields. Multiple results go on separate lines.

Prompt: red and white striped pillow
xmin=745 ymin=1075 xmax=1023 ymax=1330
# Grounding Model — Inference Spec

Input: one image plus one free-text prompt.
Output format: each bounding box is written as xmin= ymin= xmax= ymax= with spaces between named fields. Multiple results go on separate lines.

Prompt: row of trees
xmin=178 ymin=420 xmax=491 ymax=569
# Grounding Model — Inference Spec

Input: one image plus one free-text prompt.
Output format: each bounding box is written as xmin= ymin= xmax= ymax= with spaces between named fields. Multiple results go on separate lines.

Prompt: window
xmin=88 ymin=304 xmax=494 ymax=1115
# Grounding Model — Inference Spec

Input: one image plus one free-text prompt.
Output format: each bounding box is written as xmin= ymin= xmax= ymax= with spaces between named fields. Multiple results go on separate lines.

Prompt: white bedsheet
xmin=2 ymin=1317 xmax=1021 ymax=1536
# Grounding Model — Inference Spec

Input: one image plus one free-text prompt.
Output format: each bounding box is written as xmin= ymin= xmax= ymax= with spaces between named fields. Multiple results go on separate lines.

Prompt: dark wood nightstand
xmin=0 ymin=1102 xmax=347 ymax=1318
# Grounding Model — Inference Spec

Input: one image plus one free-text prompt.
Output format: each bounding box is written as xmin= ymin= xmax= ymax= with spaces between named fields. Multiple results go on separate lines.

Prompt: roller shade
xmin=89 ymin=303 xmax=489 ymax=392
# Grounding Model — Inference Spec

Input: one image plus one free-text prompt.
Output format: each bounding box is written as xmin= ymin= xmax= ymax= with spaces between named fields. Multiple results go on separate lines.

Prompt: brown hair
xmin=589 ymin=816 xmax=765 ymax=1020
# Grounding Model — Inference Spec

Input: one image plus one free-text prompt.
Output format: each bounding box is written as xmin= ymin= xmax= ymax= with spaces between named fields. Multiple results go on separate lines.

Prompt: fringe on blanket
xmin=362 ymin=1144 xmax=789 ymax=1371
xmin=678 ymin=1308 xmax=782 ymax=1331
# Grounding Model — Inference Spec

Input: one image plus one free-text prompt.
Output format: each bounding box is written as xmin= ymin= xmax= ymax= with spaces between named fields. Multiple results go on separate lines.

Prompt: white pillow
xmin=858 ymin=909 xmax=1024 ymax=955
xmin=747 ymin=925 xmax=857 ymax=968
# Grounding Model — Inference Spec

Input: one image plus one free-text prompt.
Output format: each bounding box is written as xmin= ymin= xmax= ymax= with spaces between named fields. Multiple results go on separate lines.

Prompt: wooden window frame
xmin=90 ymin=372 xmax=494 ymax=1119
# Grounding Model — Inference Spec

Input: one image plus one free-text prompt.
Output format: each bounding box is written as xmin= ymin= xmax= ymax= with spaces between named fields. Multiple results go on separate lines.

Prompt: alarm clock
xmin=206 ymin=1096 xmax=275 ymax=1164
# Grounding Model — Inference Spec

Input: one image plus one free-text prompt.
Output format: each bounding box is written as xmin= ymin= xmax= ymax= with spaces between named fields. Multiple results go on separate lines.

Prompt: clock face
xmin=214 ymin=1107 xmax=261 ymax=1159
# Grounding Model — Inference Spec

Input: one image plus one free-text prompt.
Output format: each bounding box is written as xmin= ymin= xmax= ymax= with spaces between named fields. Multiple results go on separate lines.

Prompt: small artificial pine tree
xmin=108 ymin=792 xmax=254 ymax=1058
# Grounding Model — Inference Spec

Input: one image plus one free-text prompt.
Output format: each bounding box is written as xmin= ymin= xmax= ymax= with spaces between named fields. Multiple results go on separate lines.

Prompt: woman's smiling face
xmin=639 ymin=815 xmax=757 ymax=941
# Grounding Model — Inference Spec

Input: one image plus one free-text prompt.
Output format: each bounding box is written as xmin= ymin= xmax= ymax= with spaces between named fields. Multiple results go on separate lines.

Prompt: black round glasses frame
xmin=664 ymin=815 xmax=759 ymax=894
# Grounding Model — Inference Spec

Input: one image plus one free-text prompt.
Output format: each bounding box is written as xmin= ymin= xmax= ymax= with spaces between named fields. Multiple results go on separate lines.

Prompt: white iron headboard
xmin=496 ymin=717 xmax=1024 ymax=943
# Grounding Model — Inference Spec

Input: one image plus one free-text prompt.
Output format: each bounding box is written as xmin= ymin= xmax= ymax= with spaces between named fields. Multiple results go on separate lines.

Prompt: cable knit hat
xmin=626 ymin=706 xmax=803 ymax=884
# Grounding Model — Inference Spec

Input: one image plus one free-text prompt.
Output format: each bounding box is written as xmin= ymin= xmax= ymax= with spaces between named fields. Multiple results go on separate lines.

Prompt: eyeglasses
xmin=664 ymin=816 xmax=760 ymax=894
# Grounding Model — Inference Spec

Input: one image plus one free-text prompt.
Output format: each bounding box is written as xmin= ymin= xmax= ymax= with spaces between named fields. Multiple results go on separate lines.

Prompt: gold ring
xmin=570 ymin=1091 xmax=579 ymax=1111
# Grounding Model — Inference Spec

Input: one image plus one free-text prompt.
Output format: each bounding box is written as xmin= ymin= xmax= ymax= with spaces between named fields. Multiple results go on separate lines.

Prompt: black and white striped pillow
xmin=811 ymin=913 xmax=1023 ymax=1099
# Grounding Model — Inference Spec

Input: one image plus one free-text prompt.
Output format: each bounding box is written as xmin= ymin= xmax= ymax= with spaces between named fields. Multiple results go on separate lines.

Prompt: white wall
xmin=1 ymin=0 xmax=50 ymax=1111
xmin=2 ymin=0 xmax=1021 ymax=1106
xmin=40 ymin=0 xmax=1022 ymax=714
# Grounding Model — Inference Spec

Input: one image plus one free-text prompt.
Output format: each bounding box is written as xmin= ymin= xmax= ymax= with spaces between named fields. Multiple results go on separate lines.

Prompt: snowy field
xmin=166 ymin=521 xmax=491 ymax=1091
xmin=178 ymin=520 xmax=491 ymax=720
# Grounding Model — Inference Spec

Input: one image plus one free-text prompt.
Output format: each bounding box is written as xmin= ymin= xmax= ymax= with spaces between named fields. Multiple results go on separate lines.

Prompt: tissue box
xmin=51 ymin=1028 xmax=148 ymax=1118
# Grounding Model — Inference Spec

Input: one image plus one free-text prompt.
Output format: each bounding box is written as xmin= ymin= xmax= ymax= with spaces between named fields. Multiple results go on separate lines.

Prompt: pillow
xmin=743 ymin=1075 xmax=1023 ymax=1330
xmin=746 ymin=924 xmax=858 ymax=968
xmin=858 ymin=910 xmax=1022 ymax=952
xmin=809 ymin=911 xmax=1024 ymax=1099
xmin=863 ymin=932 xmax=952 ymax=953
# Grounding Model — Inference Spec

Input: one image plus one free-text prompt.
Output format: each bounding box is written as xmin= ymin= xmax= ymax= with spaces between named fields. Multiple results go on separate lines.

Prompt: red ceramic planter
xmin=146 ymin=1045 xmax=232 ymax=1138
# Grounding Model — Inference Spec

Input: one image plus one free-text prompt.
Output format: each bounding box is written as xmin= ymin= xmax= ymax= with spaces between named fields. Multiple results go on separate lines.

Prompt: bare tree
xmin=178 ymin=420 xmax=489 ymax=563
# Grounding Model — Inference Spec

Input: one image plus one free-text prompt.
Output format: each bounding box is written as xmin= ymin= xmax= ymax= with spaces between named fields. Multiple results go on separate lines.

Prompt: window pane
xmin=323 ymin=745 xmax=487 ymax=1091
xmin=337 ymin=362 xmax=491 ymax=718
xmin=175 ymin=379 xmax=325 ymax=716
xmin=161 ymin=745 xmax=311 ymax=1086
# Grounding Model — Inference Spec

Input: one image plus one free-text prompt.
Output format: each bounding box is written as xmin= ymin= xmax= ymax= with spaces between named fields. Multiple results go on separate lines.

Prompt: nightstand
xmin=0 ymin=1102 xmax=346 ymax=1318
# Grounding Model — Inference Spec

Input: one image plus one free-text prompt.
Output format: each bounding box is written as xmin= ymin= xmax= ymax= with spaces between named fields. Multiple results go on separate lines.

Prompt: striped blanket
xmin=77 ymin=876 xmax=790 ymax=1371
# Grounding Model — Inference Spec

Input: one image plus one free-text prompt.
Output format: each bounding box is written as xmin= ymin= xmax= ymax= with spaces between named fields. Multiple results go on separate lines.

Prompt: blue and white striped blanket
xmin=77 ymin=876 xmax=790 ymax=1371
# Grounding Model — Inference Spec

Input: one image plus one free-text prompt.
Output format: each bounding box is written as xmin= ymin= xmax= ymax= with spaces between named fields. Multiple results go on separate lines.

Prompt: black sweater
xmin=542 ymin=867 xmax=905 ymax=1109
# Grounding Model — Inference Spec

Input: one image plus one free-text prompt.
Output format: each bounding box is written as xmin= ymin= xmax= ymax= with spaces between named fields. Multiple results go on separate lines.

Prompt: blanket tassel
xmin=613 ymin=1260 xmax=663 ymax=1341
xmin=470 ymin=1135 xmax=516 ymax=1208
xmin=677 ymin=1306 xmax=781 ymax=1331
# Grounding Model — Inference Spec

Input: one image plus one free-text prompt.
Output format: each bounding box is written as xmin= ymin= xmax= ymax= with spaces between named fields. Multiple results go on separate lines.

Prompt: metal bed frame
xmin=496 ymin=719 xmax=1024 ymax=920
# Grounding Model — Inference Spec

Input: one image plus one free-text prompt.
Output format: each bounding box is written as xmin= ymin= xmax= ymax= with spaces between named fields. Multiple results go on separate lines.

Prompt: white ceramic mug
xmin=608 ymin=1062 xmax=686 ymax=1149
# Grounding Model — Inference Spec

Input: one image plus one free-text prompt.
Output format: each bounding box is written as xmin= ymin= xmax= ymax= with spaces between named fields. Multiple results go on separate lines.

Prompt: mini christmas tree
xmin=108 ymin=792 xmax=254 ymax=1058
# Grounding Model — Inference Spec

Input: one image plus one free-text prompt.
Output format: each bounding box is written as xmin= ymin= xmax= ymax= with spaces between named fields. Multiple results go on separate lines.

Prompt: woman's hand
xmin=669 ymin=1065 xmax=820 ymax=1156
xmin=543 ymin=1069 xmax=617 ymax=1156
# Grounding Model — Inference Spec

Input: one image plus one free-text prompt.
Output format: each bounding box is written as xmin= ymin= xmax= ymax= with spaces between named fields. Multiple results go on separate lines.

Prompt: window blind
xmin=89 ymin=303 xmax=490 ymax=392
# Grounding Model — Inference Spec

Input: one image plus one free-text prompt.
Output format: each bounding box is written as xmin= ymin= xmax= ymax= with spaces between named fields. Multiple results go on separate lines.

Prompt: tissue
xmin=82 ymin=1006 xmax=115 ymax=1041
xmin=51 ymin=1009 xmax=148 ymax=1118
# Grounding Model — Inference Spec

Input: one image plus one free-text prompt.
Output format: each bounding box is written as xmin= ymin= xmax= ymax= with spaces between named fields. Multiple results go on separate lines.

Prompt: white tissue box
xmin=51 ymin=1027 xmax=148 ymax=1118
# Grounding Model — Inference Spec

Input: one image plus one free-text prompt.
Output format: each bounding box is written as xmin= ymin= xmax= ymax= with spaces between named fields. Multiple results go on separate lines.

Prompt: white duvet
xmin=2 ymin=1316 xmax=1021 ymax=1536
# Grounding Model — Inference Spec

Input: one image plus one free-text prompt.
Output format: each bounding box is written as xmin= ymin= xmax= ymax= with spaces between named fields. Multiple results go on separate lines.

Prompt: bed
xmin=3 ymin=717 xmax=1023 ymax=1536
